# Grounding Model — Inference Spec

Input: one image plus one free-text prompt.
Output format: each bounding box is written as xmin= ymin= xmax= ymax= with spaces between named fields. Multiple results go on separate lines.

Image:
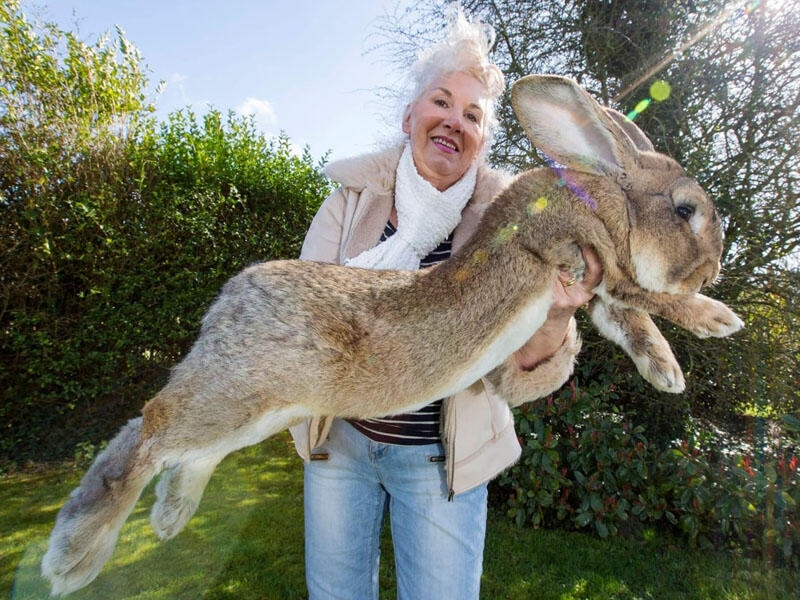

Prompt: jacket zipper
xmin=444 ymin=397 xmax=457 ymax=501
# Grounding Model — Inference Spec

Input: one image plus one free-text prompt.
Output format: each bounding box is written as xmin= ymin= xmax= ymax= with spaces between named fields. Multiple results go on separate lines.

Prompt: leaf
xmin=781 ymin=414 xmax=800 ymax=432
xmin=764 ymin=463 xmax=778 ymax=484
xmin=595 ymin=519 xmax=610 ymax=538
xmin=575 ymin=511 xmax=593 ymax=528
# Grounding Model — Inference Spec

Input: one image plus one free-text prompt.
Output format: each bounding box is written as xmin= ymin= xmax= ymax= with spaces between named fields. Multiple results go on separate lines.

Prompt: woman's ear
xmin=478 ymin=131 xmax=488 ymax=154
xmin=402 ymin=104 xmax=412 ymax=135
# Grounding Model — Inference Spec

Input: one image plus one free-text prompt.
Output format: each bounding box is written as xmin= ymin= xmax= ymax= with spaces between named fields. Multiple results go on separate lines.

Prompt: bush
xmin=495 ymin=375 xmax=800 ymax=568
xmin=2 ymin=112 xmax=331 ymax=462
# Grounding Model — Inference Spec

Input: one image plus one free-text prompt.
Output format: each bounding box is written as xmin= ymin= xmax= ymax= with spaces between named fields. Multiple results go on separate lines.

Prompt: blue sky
xmin=26 ymin=0 xmax=412 ymax=162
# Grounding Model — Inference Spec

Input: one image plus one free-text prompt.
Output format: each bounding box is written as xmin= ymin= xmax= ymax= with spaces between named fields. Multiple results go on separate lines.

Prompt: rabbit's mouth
xmin=632 ymin=249 xmax=720 ymax=295
xmin=669 ymin=257 xmax=721 ymax=294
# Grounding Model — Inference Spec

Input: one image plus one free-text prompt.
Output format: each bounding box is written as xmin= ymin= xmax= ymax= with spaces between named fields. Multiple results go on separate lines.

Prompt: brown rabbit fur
xmin=41 ymin=75 xmax=743 ymax=595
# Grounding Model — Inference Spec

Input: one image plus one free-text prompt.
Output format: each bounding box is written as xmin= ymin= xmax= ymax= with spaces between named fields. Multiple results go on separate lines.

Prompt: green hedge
xmin=2 ymin=106 xmax=331 ymax=462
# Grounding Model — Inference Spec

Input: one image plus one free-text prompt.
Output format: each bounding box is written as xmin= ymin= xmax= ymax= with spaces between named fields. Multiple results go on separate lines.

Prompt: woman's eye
xmin=466 ymin=112 xmax=481 ymax=124
xmin=434 ymin=98 xmax=448 ymax=108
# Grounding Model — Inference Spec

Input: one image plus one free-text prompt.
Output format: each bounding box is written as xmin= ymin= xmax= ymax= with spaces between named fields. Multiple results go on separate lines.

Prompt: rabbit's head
xmin=511 ymin=75 xmax=723 ymax=296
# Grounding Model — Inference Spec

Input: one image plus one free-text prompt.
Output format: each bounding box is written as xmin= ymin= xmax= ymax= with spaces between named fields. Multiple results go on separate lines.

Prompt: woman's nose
xmin=443 ymin=111 xmax=463 ymax=132
xmin=444 ymin=116 xmax=462 ymax=131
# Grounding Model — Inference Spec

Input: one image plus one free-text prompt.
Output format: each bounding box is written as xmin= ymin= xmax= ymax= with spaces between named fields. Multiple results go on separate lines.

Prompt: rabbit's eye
xmin=676 ymin=204 xmax=695 ymax=221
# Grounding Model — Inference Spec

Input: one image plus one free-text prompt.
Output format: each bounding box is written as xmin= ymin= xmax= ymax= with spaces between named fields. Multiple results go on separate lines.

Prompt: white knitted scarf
xmin=345 ymin=143 xmax=477 ymax=271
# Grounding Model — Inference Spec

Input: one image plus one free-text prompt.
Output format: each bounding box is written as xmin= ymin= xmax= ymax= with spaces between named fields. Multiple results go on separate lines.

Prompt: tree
xmin=1 ymin=0 xmax=156 ymax=460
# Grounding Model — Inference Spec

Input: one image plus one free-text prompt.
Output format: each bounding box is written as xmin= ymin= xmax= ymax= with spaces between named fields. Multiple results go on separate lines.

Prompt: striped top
xmin=348 ymin=220 xmax=453 ymax=445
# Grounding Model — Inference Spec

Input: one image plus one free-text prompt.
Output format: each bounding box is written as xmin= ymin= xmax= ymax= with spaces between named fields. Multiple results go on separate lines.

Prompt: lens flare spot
xmin=528 ymin=197 xmax=548 ymax=214
xmin=493 ymin=224 xmax=518 ymax=246
xmin=650 ymin=80 xmax=671 ymax=102
xmin=627 ymin=79 xmax=672 ymax=120
xmin=472 ymin=248 xmax=488 ymax=264
xmin=456 ymin=248 xmax=490 ymax=282
xmin=736 ymin=1 xmax=761 ymax=19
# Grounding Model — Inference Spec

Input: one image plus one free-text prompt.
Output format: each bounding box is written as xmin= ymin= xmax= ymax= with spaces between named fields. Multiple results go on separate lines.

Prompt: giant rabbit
xmin=42 ymin=75 xmax=743 ymax=595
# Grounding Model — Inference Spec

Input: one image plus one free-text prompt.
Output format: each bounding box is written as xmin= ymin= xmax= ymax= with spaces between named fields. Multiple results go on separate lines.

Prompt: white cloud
xmin=165 ymin=73 xmax=190 ymax=104
xmin=236 ymin=97 xmax=278 ymax=133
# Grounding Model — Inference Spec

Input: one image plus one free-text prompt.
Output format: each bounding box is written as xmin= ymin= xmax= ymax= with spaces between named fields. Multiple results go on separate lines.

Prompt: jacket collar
xmin=324 ymin=145 xmax=403 ymax=194
xmin=325 ymin=144 xmax=513 ymax=257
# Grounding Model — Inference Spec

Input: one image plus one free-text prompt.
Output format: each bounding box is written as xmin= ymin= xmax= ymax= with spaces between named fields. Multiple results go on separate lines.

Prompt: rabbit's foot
xmin=677 ymin=295 xmax=745 ymax=339
xmin=151 ymin=457 xmax=218 ymax=540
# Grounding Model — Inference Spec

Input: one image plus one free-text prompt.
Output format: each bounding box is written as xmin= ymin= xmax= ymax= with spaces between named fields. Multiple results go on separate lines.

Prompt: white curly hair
xmin=406 ymin=5 xmax=505 ymax=143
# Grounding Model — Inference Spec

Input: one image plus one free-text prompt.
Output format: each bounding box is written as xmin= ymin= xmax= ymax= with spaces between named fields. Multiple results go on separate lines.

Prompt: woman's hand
xmin=513 ymin=246 xmax=603 ymax=370
xmin=551 ymin=245 xmax=602 ymax=313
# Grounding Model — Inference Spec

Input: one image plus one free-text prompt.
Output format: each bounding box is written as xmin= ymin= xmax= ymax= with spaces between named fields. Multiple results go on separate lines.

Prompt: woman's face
xmin=403 ymin=71 xmax=488 ymax=191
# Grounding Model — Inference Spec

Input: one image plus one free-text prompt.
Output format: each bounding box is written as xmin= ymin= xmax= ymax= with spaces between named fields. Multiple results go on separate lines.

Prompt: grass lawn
xmin=2 ymin=432 xmax=796 ymax=599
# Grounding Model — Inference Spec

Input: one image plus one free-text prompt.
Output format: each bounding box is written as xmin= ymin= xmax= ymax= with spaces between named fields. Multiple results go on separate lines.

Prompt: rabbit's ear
xmin=511 ymin=75 xmax=638 ymax=176
xmin=604 ymin=108 xmax=655 ymax=152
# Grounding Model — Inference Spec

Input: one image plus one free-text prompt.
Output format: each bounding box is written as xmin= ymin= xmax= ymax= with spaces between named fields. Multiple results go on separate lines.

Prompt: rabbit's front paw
xmin=685 ymin=296 xmax=745 ymax=338
xmin=590 ymin=301 xmax=686 ymax=393
xmin=632 ymin=348 xmax=686 ymax=393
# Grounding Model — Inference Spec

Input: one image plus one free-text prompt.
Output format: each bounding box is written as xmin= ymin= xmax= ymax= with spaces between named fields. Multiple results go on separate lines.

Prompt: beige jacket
xmin=289 ymin=145 xmax=581 ymax=495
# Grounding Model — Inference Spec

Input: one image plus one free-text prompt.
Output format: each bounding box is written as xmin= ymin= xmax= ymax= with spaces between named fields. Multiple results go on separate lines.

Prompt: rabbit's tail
xmin=42 ymin=417 xmax=156 ymax=596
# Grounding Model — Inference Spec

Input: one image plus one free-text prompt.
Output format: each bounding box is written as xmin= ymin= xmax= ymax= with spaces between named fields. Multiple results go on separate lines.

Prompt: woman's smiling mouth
xmin=432 ymin=136 xmax=458 ymax=153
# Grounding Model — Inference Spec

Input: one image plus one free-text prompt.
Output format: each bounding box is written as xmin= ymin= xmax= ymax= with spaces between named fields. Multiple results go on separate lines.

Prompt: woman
xmin=290 ymin=9 xmax=602 ymax=600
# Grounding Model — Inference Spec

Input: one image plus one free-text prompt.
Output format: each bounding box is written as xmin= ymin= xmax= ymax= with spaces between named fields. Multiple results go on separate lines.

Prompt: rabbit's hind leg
xmin=151 ymin=454 xmax=222 ymax=540
xmin=149 ymin=404 xmax=309 ymax=540
xmin=42 ymin=417 xmax=156 ymax=596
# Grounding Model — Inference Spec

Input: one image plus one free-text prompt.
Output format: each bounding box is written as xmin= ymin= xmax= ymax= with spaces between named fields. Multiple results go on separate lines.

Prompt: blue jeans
xmin=303 ymin=418 xmax=488 ymax=600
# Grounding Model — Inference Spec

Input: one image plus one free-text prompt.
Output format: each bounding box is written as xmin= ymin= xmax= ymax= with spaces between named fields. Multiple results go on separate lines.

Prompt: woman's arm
xmin=299 ymin=187 xmax=347 ymax=263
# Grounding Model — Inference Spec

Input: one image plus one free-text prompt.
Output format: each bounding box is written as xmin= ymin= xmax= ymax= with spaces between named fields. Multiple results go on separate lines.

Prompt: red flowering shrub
xmin=496 ymin=380 xmax=800 ymax=568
